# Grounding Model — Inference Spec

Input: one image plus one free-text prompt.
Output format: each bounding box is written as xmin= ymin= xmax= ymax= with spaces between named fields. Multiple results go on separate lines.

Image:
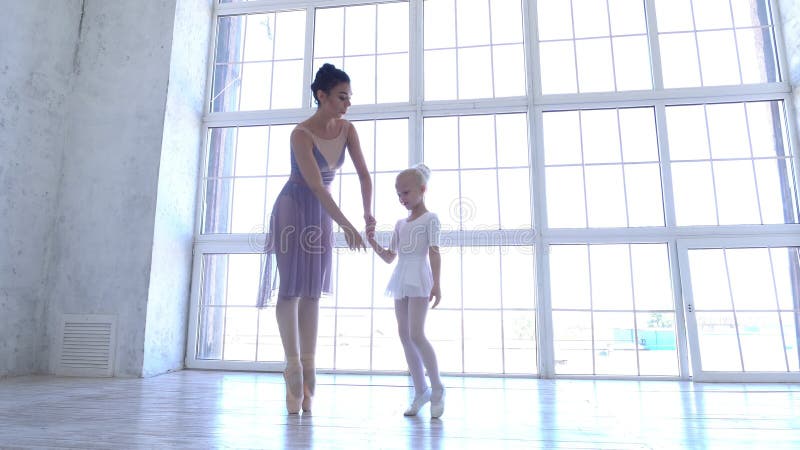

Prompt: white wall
xmin=142 ymin=0 xmax=212 ymax=377
xmin=0 ymin=1 xmax=82 ymax=377
xmin=1 ymin=0 xmax=211 ymax=378
xmin=779 ymin=1 xmax=800 ymax=132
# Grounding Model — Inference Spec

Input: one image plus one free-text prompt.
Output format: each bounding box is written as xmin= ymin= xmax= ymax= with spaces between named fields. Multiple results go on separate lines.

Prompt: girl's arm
xmin=368 ymin=234 xmax=396 ymax=264
xmin=429 ymin=245 xmax=441 ymax=308
xmin=291 ymin=128 xmax=365 ymax=250
xmin=345 ymin=123 xmax=375 ymax=236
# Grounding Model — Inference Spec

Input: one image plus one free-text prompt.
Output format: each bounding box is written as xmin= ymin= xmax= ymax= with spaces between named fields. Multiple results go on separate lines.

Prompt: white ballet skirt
xmin=385 ymin=212 xmax=441 ymax=299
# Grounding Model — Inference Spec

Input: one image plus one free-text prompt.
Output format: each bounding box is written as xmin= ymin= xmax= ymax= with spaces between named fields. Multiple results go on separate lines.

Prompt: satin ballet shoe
xmin=403 ymin=388 xmax=431 ymax=416
xmin=283 ymin=369 xmax=303 ymax=414
xmin=302 ymin=384 xmax=314 ymax=412
xmin=430 ymin=387 xmax=445 ymax=419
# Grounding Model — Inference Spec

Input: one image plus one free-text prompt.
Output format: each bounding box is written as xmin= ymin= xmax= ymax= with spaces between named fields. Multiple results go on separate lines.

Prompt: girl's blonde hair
xmin=398 ymin=163 xmax=431 ymax=186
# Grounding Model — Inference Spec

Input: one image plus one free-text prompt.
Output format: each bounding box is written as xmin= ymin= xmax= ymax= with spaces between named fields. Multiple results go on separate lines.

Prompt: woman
xmin=258 ymin=63 xmax=375 ymax=414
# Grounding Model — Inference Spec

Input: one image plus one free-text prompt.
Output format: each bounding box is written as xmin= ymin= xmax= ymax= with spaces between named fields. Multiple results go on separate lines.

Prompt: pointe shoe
xmin=403 ymin=388 xmax=431 ymax=416
xmin=430 ymin=387 xmax=445 ymax=419
xmin=283 ymin=370 xmax=303 ymax=414
xmin=302 ymin=383 xmax=314 ymax=412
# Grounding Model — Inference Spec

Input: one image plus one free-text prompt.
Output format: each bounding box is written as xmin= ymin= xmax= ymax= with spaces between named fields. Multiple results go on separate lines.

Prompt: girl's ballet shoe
xmin=302 ymin=384 xmax=314 ymax=412
xmin=403 ymin=388 xmax=431 ymax=416
xmin=430 ymin=387 xmax=445 ymax=418
xmin=283 ymin=370 xmax=303 ymax=414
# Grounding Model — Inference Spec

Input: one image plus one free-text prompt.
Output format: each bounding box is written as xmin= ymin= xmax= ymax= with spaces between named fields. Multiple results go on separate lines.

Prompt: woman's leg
xmin=275 ymin=297 xmax=302 ymax=413
xmin=298 ymin=297 xmax=319 ymax=411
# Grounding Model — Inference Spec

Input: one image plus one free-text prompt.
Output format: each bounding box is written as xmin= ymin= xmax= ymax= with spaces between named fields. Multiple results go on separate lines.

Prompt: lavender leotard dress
xmin=257 ymin=121 xmax=349 ymax=307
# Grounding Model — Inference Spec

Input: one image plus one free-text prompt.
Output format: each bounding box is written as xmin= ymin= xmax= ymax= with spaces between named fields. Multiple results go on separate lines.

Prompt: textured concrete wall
xmin=142 ymin=0 xmax=212 ymax=377
xmin=44 ymin=0 xmax=179 ymax=377
xmin=0 ymin=1 xmax=82 ymax=377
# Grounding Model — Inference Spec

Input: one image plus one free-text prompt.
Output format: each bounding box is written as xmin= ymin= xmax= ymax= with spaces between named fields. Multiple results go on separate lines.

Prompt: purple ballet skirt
xmin=257 ymin=122 xmax=349 ymax=307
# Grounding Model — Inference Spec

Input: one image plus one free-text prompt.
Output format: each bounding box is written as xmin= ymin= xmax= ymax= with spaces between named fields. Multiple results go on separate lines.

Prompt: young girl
xmin=367 ymin=163 xmax=445 ymax=418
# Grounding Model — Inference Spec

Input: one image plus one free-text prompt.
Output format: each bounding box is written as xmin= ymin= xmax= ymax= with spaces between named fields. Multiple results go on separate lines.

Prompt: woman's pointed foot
xmin=284 ymin=368 xmax=303 ymax=414
xmin=302 ymin=383 xmax=314 ymax=412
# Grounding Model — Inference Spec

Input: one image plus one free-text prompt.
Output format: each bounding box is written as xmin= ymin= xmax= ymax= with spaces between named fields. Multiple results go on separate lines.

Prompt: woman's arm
xmin=344 ymin=123 xmax=375 ymax=233
xmin=291 ymin=128 xmax=365 ymax=250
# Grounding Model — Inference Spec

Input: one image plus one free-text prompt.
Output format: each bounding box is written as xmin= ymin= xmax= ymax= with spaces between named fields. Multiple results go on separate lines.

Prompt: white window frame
xmin=186 ymin=0 xmax=800 ymax=381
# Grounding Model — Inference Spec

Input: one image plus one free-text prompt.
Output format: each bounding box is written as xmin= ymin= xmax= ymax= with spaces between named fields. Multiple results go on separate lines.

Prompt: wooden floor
xmin=1 ymin=370 xmax=799 ymax=449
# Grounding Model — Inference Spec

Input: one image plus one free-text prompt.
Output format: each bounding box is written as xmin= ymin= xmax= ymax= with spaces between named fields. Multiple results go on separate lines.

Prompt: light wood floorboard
xmin=1 ymin=370 xmax=799 ymax=449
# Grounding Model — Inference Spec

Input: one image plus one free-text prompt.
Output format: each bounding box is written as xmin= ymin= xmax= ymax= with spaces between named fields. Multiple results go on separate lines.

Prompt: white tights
xmin=276 ymin=297 xmax=318 ymax=395
xmin=395 ymin=297 xmax=442 ymax=395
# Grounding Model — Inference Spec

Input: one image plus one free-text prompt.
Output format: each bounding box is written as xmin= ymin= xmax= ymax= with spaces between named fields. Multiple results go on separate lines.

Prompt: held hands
xmin=364 ymin=213 xmax=376 ymax=239
xmin=429 ymin=284 xmax=441 ymax=309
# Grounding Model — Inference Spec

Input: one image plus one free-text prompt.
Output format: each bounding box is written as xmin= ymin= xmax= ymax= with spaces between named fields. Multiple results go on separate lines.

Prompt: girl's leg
xmin=298 ymin=297 xmax=320 ymax=411
xmin=275 ymin=297 xmax=302 ymax=413
xmin=408 ymin=296 xmax=445 ymax=418
xmin=407 ymin=297 xmax=443 ymax=390
xmin=395 ymin=298 xmax=427 ymax=394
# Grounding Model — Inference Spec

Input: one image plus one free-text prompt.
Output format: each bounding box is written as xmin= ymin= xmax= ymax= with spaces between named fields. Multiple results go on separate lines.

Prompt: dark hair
xmin=310 ymin=63 xmax=350 ymax=105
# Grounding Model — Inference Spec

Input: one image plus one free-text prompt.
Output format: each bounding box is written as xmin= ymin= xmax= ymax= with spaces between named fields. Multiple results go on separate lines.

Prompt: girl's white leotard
xmin=385 ymin=212 xmax=441 ymax=299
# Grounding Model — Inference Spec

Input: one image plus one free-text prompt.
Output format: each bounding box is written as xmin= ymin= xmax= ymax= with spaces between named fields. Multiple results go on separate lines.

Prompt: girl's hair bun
xmin=412 ymin=163 xmax=431 ymax=183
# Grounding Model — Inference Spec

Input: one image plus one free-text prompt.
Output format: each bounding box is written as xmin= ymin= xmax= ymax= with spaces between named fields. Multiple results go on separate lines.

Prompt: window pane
xmin=553 ymin=311 xmax=593 ymax=375
xmin=726 ymin=248 xmax=777 ymax=311
xmin=654 ymin=0 xmax=696 ymax=33
xmin=492 ymin=44 xmax=526 ymax=97
xmin=706 ymin=103 xmax=750 ymax=159
xmin=424 ymin=117 xmax=459 ymax=170
xmin=270 ymin=60 xmax=303 ymax=109
xmin=546 ymin=166 xmax=586 ymax=228
xmin=334 ymin=309 xmax=372 ymax=370
xmin=459 ymin=115 xmax=496 ymax=168
xmin=713 ymin=160 xmax=761 ymax=225
xmin=612 ymin=36 xmax=652 ymax=91
xmin=692 ymin=0 xmax=733 ymax=30
xmin=608 ymin=0 xmax=646 ymax=35
xmin=576 ymin=38 xmax=615 ymax=93
xmin=344 ymin=55 xmax=376 ymax=105
xmin=335 ymin=249 xmax=372 ymax=308
xmin=585 ymin=165 xmax=627 ymax=228
xmin=456 ymin=0 xmax=490 ymax=46
xmin=671 ymin=162 xmax=717 ymax=226
xmin=543 ymin=111 xmax=582 ymax=166
xmin=314 ymin=8 xmax=344 ymax=57
xmin=659 ymin=33 xmax=701 ymax=89
xmin=463 ymin=248 xmax=501 ymax=309
xmin=581 ymin=109 xmax=621 ymax=164
xmin=239 ymin=62 xmax=271 ymax=111
xmin=594 ymin=311 xmax=637 ymax=375
xmin=539 ymin=41 xmax=577 ymax=94
xmin=235 ymin=126 xmax=269 ymax=177
xmin=376 ymin=54 xmax=409 ymax=103
xmin=537 ymin=0 xmax=574 ymax=41
xmin=666 ymin=105 xmax=710 ymax=161
xmin=572 ymin=0 xmax=609 ymax=39
xmin=590 ymin=245 xmax=633 ymax=310
xmin=375 ymin=119 xmax=409 ymax=172
xmin=550 ymin=245 xmax=591 ymax=310
xmin=490 ymin=0 xmax=523 ymax=44
xmin=696 ymin=312 xmax=743 ymax=371
xmin=274 ymin=10 xmax=305 ymax=59
xmin=495 ymin=113 xmax=529 ymax=167
xmin=498 ymin=168 xmax=532 ymax=229
xmin=460 ymin=170 xmax=499 ymax=229
xmin=230 ymin=177 xmax=266 ymax=233
xmin=424 ymin=49 xmax=457 ymax=101
xmin=624 ymin=164 xmax=665 ymax=227
xmin=377 ymin=2 xmax=409 ymax=53
xmin=457 ymin=46 xmax=493 ymax=99
xmin=464 ymin=310 xmax=502 ymax=373
xmin=503 ymin=310 xmax=537 ymax=374
xmin=371 ymin=309 xmax=406 ymax=371
xmin=222 ymin=307 xmax=258 ymax=361
xmin=501 ymin=247 xmax=536 ymax=309
xmin=636 ymin=312 xmax=679 ymax=376
xmin=424 ymin=0 xmax=456 ymax=49
xmin=344 ymin=5 xmax=376 ymax=55
xmin=619 ymin=108 xmax=658 ymax=163
xmin=697 ymin=30 xmax=740 ymax=86
xmin=426 ymin=170 xmax=460 ymax=231
xmin=427 ymin=309 xmax=463 ymax=372
xmin=630 ymin=244 xmax=674 ymax=310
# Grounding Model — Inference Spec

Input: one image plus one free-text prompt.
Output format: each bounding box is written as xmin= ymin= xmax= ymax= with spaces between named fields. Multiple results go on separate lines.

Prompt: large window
xmin=189 ymin=0 xmax=800 ymax=381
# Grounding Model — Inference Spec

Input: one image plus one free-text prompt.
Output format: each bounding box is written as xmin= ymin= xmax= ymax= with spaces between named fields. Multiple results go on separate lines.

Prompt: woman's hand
xmin=429 ymin=284 xmax=441 ymax=309
xmin=343 ymin=223 xmax=366 ymax=251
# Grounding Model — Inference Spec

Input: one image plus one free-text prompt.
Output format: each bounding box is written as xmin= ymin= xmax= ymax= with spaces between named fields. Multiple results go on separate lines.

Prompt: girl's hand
xmin=429 ymin=284 xmax=441 ymax=309
xmin=343 ymin=223 xmax=366 ymax=251
xmin=364 ymin=213 xmax=376 ymax=239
